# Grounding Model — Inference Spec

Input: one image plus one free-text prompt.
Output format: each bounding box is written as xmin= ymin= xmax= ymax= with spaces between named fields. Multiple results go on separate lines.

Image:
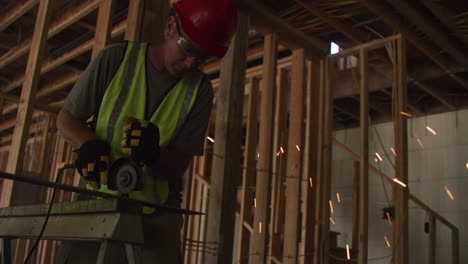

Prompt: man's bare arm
xmin=56 ymin=107 xmax=98 ymax=148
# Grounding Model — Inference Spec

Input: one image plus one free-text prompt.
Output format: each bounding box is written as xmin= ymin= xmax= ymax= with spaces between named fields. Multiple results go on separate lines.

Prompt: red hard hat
xmin=173 ymin=0 xmax=238 ymax=58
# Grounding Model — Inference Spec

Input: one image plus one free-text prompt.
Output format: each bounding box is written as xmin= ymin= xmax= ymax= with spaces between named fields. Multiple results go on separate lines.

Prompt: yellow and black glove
xmin=122 ymin=116 xmax=160 ymax=165
xmin=75 ymin=139 xmax=110 ymax=190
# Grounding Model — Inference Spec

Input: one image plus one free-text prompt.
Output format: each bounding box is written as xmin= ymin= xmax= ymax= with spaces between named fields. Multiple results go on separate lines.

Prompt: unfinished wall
xmin=331 ymin=109 xmax=467 ymax=263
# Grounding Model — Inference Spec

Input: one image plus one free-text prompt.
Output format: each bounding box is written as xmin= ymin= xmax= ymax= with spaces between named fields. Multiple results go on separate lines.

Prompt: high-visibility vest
xmin=93 ymin=42 xmax=203 ymax=213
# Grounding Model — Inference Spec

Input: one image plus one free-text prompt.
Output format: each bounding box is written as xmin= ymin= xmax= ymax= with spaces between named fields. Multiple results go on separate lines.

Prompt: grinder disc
xmin=108 ymin=158 xmax=141 ymax=194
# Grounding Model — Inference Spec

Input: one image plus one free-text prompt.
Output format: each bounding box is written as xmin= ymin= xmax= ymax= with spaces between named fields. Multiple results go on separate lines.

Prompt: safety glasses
xmin=174 ymin=17 xmax=211 ymax=65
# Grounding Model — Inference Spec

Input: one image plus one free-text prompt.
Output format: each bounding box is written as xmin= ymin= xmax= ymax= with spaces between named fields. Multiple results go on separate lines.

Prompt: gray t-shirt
xmin=65 ymin=42 xmax=213 ymax=156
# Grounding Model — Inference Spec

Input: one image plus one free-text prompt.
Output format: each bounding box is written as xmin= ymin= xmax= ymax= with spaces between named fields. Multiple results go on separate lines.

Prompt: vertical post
xmin=236 ymin=77 xmax=260 ymax=264
xmin=393 ymin=35 xmax=408 ymax=264
xmin=92 ymin=0 xmax=115 ymax=58
xmin=2 ymin=0 xmax=53 ymax=207
xmin=299 ymin=59 xmax=322 ymax=264
xmin=452 ymin=228 xmax=459 ymax=264
xmin=140 ymin=0 xmax=169 ymax=43
xmin=352 ymin=161 xmax=360 ymax=249
xmin=268 ymin=68 xmax=290 ymax=262
xmin=358 ymin=48 xmax=369 ymax=264
xmin=204 ymin=12 xmax=249 ymax=264
xmin=125 ymin=0 xmax=144 ymax=42
xmin=282 ymin=48 xmax=305 ymax=264
xmin=428 ymin=215 xmax=436 ymax=264
xmin=251 ymin=33 xmax=278 ymax=264
xmin=314 ymin=56 xmax=334 ymax=264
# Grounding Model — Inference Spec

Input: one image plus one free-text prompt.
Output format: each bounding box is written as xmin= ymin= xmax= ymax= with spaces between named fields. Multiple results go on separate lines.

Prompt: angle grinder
xmin=107 ymin=158 xmax=144 ymax=194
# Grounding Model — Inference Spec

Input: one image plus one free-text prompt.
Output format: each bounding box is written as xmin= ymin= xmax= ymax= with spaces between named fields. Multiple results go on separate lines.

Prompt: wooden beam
xmin=352 ymin=161 xmax=360 ymax=249
xmin=294 ymin=0 xmax=368 ymax=45
xmin=452 ymin=229 xmax=459 ymax=264
xmin=236 ymin=77 xmax=260 ymax=264
xmin=428 ymin=215 xmax=436 ymax=264
xmin=392 ymin=36 xmax=409 ymax=264
xmin=251 ymin=33 xmax=278 ymax=264
xmin=1 ymin=19 xmax=127 ymax=93
xmin=361 ymin=0 xmax=468 ymax=92
xmin=299 ymin=59 xmax=321 ymax=264
xmin=0 ymin=0 xmax=39 ymax=31
xmin=387 ymin=0 xmax=468 ymax=68
xmin=314 ymin=56 xmax=334 ymax=264
xmin=1 ymin=0 xmax=53 ymax=208
xmin=236 ymin=0 xmax=328 ymax=59
xmin=125 ymin=0 xmax=144 ymax=41
xmin=0 ymin=0 xmax=100 ymax=71
xmin=267 ymin=68 xmax=290 ymax=262
xmin=282 ymin=48 xmax=305 ymax=264
xmin=421 ymin=0 xmax=468 ymax=47
xmin=204 ymin=12 xmax=249 ymax=264
xmin=358 ymin=48 xmax=369 ymax=264
xmin=92 ymin=0 xmax=115 ymax=58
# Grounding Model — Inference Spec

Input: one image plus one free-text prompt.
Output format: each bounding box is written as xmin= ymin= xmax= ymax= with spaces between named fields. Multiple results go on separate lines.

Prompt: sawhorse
xmin=0 ymin=199 xmax=144 ymax=264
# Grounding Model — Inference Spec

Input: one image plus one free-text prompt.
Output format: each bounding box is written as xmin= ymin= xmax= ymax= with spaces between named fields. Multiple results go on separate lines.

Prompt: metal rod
xmin=0 ymin=171 xmax=203 ymax=215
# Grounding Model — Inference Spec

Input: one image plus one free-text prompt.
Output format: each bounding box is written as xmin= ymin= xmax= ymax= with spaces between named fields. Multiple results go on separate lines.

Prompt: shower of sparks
xmin=393 ymin=178 xmax=407 ymax=188
xmin=346 ymin=244 xmax=351 ymax=260
xmin=384 ymin=236 xmax=391 ymax=248
xmin=375 ymin=152 xmax=383 ymax=162
xmin=206 ymin=136 xmax=214 ymax=143
xmin=400 ymin=111 xmax=412 ymax=117
xmin=259 ymin=222 xmax=262 ymax=233
xmin=465 ymin=163 xmax=468 ymax=170
xmin=336 ymin=192 xmax=341 ymax=203
xmin=386 ymin=212 xmax=392 ymax=226
xmin=280 ymin=147 xmax=284 ymax=153
xmin=416 ymin=136 xmax=424 ymax=149
xmin=296 ymin=145 xmax=301 ymax=151
xmin=330 ymin=217 xmax=336 ymax=225
xmin=254 ymin=198 xmax=257 ymax=208
xmin=391 ymin=147 xmax=397 ymax=157
xmin=426 ymin=126 xmax=437 ymax=135
xmin=257 ymin=153 xmax=260 ymax=159
xmin=374 ymin=158 xmax=379 ymax=163
xmin=444 ymin=186 xmax=455 ymax=201
xmin=329 ymin=200 xmax=334 ymax=214
xmin=309 ymin=177 xmax=313 ymax=188
xmin=276 ymin=151 xmax=281 ymax=156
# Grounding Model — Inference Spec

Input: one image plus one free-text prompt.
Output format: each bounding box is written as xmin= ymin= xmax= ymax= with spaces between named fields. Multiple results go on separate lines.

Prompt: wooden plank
xmin=204 ymin=12 xmax=249 ymax=264
xmin=1 ymin=0 xmax=54 ymax=208
xmin=0 ymin=0 xmax=39 ymax=31
xmin=352 ymin=161 xmax=360 ymax=249
xmin=387 ymin=0 xmax=468 ymax=68
xmin=92 ymin=0 xmax=115 ymax=58
xmin=358 ymin=48 xmax=369 ymax=264
xmin=236 ymin=0 xmax=327 ymax=59
xmin=251 ymin=33 xmax=278 ymax=264
xmin=393 ymin=36 xmax=409 ymax=264
xmin=428 ymin=215 xmax=436 ymax=264
xmin=0 ymin=0 xmax=100 ymax=71
xmin=125 ymin=0 xmax=144 ymax=41
xmin=313 ymin=56 xmax=334 ymax=264
xmin=298 ymin=59 xmax=321 ymax=264
xmin=282 ymin=48 xmax=305 ymax=264
xmin=267 ymin=68 xmax=290 ymax=262
xmin=452 ymin=229 xmax=459 ymax=264
xmin=236 ymin=77 xmax=260 ymax=264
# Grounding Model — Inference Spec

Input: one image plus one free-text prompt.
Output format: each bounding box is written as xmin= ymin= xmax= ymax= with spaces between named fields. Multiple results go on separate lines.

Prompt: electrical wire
xmin=23 ymin=163 xmax=75 ymax=264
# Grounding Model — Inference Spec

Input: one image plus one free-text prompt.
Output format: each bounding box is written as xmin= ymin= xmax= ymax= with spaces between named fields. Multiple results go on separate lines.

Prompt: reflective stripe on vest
xmin=94 ymin=42 xmax=203 ymax=213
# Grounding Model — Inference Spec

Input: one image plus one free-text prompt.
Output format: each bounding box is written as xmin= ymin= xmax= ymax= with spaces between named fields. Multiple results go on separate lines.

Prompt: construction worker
xmin=55 ymin=0 xmax=237 ymax=262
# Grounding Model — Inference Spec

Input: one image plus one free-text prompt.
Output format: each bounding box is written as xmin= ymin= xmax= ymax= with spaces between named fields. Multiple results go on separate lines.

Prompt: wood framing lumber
xmin=0 ymin=0 xmax=100 ymax=71
xmin=125 ymin=0 xmax=144 ymax=41
xmin=2 ymin=0 xmax=53 ymax=208
xmin=0 ymin=0 xmax=39 ymax=32
xmin=251 ymin=33 xmax=278 ymax=264
xmin=92 ymin=0 xmax=115 ymax=58
xmin=282 ymin=48 xmax=305 ymax=264
xmin=236 ymin=0 xmax=328 ymax=59
xmin=204 ymin=11 xmax=249 ymax=264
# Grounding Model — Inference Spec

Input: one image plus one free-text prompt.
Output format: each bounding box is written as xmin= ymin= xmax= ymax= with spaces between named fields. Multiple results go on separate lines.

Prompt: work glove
xmin=122 ymin=116 xmax=160 ymax=166
xmin=75 ymin=139 xmax=111 ymax=190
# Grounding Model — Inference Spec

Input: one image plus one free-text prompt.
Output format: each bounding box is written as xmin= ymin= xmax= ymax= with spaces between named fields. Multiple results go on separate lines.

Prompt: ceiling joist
xmin=0 ymin=0 xmax=39 ymax=32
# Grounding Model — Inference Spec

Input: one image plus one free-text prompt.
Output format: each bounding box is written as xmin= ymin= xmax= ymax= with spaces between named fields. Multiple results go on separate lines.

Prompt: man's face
xmin=164 ymin=16 xmax=211 ymax=76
